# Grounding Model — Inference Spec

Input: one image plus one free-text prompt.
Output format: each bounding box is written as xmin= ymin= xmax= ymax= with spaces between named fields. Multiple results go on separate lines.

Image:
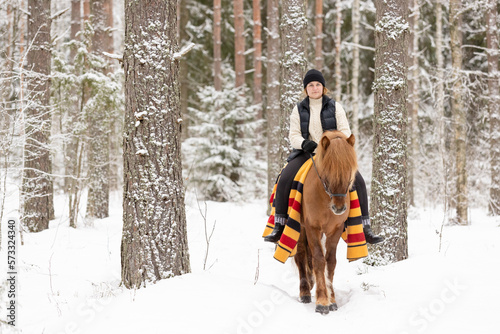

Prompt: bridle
xmin=308 ymin=152 xmax=348 ymax=199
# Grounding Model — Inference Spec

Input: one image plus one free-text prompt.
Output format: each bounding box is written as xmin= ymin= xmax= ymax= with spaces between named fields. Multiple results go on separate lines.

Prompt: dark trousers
xmin=274 ymin=152 xmax=369 ymax=220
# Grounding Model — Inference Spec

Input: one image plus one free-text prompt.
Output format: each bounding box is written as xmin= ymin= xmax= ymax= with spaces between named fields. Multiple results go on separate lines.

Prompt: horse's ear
xmin=347 ymin=134 xmax=355 ymax=147
xmin=321 ymin=136 xmax=330 ymax=151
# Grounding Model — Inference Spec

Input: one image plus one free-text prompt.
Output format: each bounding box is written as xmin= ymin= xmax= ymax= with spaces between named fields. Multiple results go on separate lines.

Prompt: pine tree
xmin=183 ymin=66 xmax=262 ymax=202
xmin=369 ymin=0 xmax=409 ymax=264
xmin=280 ymin=0 xmax=307 ymax=157
xmin=121 ymin=0 xmax=190 ymax=288
xmin=22 ymin=0 xmax=54 ymax=232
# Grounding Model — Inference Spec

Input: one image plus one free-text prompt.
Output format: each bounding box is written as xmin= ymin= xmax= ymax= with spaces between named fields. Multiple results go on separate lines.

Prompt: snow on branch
xmin=173 ymin=43 xmax=195 ymax=60
xmin=51 ymin=7 xmax=70 ymax=20
xmin=103 ymin=52 xmax=123 ymax=63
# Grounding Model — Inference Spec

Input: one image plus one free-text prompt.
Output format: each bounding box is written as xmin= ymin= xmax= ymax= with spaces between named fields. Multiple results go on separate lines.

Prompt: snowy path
xmin=1 ymin=192 xmax=499 ymax=334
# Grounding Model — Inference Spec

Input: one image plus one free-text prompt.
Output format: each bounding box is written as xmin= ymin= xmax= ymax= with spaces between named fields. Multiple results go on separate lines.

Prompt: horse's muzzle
xmin=331 ymin=204 xmax=347 ymax=215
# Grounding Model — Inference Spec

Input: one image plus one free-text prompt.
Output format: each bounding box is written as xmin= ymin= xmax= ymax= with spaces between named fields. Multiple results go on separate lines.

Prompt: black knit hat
xmin=303 ymin=69 xmax=326 ymax=88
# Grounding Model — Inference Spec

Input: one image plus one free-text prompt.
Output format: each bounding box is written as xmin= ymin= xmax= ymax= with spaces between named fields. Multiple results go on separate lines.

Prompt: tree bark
xmin=121 ymin=0 xmax=190 ymax=289
xmin=450 ymin=0 xmax=468 ymax=225
xmin=280 ymin=0 xmax=307 ymax=161
xmin=314 ymin=0 xmax=323 ymax=70
xmin=370 ymin=0 xmax=409 ymax=263
xmin=487 ymin=0 xmax=500 ymax=215
xmin=253 ymin=0 xmax=263 ymax=118
xmin=234 ymin=0 xmax=245 ymax=88
xmin=266 ymin=0 xmax=282 ymax=203
xmin=22 ymin=0 xmax=54 ymax=232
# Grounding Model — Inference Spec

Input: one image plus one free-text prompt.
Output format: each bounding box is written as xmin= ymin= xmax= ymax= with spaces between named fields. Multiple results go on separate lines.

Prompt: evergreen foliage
xmin=183 ymin=66 xmax=264 ymax=202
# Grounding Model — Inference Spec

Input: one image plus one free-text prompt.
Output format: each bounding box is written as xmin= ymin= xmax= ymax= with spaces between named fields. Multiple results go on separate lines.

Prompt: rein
xmin=308 ymin=152 xmax=347 ymax=199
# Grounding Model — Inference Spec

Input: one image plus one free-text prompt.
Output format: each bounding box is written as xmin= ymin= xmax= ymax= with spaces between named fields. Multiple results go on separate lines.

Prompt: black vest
xmin=296 ymin=96 xmax=337 ymax=140
xmin=286 ymin=96 xmax=337 ymax=162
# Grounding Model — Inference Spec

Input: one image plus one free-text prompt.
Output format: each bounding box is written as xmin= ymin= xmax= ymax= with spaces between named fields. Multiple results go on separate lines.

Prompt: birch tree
xmin=22 ymin=0 xmax=54 ymax=232
xmin=487 ymin=0 xmax=500 ymax=215
xmin=266 ymin=0 xmax=282 ymax=201
xmin=370 ymin=0 xmax=409 ymax=264
xmin=121 ymin=0 xmax=190 ymax=288
xmin=450 ymin=0 xmax=468 ymax=225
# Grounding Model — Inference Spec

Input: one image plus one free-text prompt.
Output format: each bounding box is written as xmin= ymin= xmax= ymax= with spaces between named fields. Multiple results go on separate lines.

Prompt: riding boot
xmin=264 ymin=215 xmax=286 ymax=243
xmin=362 ymin=218 xmax=385 ymax=244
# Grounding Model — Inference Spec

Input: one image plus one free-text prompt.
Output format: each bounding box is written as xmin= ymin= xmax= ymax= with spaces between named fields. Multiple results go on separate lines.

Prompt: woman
xmin=264 ymin=69 xmax=384 ymax=244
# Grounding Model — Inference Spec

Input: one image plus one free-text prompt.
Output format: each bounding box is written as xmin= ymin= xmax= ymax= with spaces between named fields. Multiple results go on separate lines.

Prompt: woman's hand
xmin=301 ymin=139 xmax=318 ymax=153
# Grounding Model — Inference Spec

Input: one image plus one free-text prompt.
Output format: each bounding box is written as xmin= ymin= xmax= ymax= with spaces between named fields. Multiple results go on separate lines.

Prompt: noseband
xmin=309 ymin=152 xmax=348 ymax=199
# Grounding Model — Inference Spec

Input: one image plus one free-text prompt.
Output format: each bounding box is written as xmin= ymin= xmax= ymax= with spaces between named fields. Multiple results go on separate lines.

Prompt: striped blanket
xmin=262 ymin=158 xmax=368 ymax=264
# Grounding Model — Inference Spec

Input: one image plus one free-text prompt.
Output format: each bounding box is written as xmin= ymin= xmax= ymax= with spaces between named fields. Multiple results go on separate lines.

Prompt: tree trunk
xmin=234 ymin=0 xmax=245 ymax=88
xmin=487 ymin=0 xmax=500 ymax=215
xmin=86 ymin=0 xmax=112 ymax=220
xmin=435 ymin=0 xmax=449 ymax=216
xmin=407 ymin=0 xmax=419 ymax=206
xmin=66 ymin=0 xmax=81 ymax=228
xmin=351 ymin=0 xmax=360 ymax=150
xmin=83 ymin=0 xmax=90 ymax=21
xmin=314 ymin=0 xmax=323 ymax=70
xmin=121 ymin=0 xmax=190 ymax=289
xmin=214 ymin=0 xmax=222 ymax=91
xmin=70 ymin=0 xmax=81 ymax=61
xmin=370 ymin=0 xmax=409 ymax=264
xmin=280 ymin=0 xmax=307 ymax=159
xmin=450 ymin=0 xmax=467 ymax=225
xmin=253 ymin=0 xmax=262 ymax=118
xmin=266 ymin=0 xmax=282 ymax=203
xmin=334 ymin=0 xmax=342 ymax=101
xmin=22 ymin=0 xmax=54 ymax=232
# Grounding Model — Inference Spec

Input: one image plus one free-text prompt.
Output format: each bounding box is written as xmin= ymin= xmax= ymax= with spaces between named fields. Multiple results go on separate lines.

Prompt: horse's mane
xmin=316 ymin=131 xmax=358 ymax=193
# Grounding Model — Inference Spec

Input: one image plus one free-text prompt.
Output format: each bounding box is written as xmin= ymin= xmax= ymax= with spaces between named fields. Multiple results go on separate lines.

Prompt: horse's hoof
xmin=299 ymin=296 xmax=311 ymax=303
xmin=329 ymin=303 xmax=338 ymax=311
xmin=315 ymin=304 xmax=329 ymax=315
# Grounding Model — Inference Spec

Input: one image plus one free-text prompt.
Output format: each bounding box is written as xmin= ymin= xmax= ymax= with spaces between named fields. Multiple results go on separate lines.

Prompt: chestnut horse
xmin=294 ymin=130 xmax=358 ymax=314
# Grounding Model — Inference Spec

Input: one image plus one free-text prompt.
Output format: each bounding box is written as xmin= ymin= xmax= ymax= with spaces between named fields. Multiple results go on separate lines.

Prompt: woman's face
xmin=306 ymin=81 xmax=323 ymax=99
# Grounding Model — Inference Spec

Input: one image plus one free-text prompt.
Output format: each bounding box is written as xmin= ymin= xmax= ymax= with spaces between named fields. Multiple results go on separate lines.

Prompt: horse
xmin=294 ymin=130 xmax=358 ymax=315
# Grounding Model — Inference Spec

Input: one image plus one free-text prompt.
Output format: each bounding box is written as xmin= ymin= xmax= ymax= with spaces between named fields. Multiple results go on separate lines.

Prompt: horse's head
xmin=316 ymin=131 xmax=358 ymax=216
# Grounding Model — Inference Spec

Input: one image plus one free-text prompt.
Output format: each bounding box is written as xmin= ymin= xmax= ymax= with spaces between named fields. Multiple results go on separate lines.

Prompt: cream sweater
xmin=289 ymin=97 xmax=352 ymax=151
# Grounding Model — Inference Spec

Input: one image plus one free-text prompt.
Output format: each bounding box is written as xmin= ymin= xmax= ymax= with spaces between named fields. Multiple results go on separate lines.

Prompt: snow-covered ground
xmin=1 ymin=187 xmax=500 ymax=334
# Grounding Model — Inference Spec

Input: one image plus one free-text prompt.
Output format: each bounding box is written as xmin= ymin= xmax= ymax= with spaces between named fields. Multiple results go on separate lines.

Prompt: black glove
xmin=301 ymin=139 xmax=317 ymax=153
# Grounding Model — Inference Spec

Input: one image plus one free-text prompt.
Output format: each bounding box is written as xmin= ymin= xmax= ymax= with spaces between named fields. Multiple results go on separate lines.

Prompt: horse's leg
xmin=306 ymin=227 xmax=330 ymax=314
xmin=324 ymin=231 xmax=342 ymax=311
xmin=294 ymin=230 xmax=312 ymax=303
